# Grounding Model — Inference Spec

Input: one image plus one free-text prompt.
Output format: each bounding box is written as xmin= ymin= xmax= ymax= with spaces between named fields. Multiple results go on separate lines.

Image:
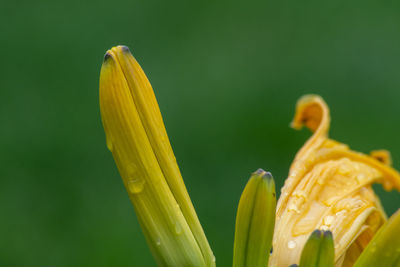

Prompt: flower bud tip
xmin=103 ymin=51 xmax=112 ymax=62
xmin=119 ymin=45 xmax=131 ymax=53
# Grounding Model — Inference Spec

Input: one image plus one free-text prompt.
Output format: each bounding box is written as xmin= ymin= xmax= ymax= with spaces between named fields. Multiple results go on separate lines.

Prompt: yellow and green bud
xmin=233 ymin=169 xmax=276 ymax=267
xmin=99 ymin=45 xmax=214 ymax=266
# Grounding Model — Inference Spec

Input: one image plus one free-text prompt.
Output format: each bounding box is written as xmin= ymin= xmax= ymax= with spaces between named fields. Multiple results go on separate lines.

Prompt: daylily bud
xmin=233 ymin=169 xmax=276 ymax=267
xmin=298 ymin=230 xmax=334 ymax=267
xmin=269 ymin=95 xmax=400 ymax=267
xmin=99 ymin=46 xmax=214 ymax=266
xmin=353 ymin=209 xmax=400 ymax=267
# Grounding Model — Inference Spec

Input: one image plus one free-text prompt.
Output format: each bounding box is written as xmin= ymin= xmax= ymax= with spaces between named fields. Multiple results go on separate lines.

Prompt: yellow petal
xmin=269 ymin=95 xmax=400 ymax=267
xmin=99 ymin=46 xmax=214 ymax=266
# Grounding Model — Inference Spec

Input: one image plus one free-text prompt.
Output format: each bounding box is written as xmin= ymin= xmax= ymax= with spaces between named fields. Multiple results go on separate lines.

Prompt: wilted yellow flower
xmin=99 ymin=46 xmax=214 ymax=266
xmin=270 ymin=95 xmax=400 ymax=267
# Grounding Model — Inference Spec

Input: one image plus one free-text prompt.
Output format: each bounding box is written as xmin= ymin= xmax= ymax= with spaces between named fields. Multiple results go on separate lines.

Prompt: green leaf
xmin=353 ymin=209 xmax=400 ymax=267
xmin=233 ymin=169 xmax=276 ymax=267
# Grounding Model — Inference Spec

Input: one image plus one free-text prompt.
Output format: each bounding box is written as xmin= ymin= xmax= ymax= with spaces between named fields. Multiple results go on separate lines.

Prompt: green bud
xmin=233 ymin=169 xmax=276 ymax=267
xmin=298 ymin=230 xmax=334 ymax=267
xmin=353 ymin=209 xmax=400 ymax=267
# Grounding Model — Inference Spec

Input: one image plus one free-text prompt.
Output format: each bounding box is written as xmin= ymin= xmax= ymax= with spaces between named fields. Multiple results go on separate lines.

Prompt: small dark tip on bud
xmin=253 ymin=168 xmax=273 ymax=177
xmin=120 ymin=45 xmax=131 ymax=53
xmin=323 ymin=230 xmax=333 ymax=239
xmin=289 ymin=264 xmax=298 ymax=267
xmin=254 ymin=168 xmax=265 ymax=175
xmin=311 ymin=229 xmax=322 ymax=238
xmin=262 ymin=171 xmax=273 ymax=180
xmin=104 ymin=52 xmax=112 ymax=62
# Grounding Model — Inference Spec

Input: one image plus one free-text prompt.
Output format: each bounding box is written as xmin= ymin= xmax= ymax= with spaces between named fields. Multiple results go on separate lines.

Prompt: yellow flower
xmin=99 ymin=46 xmax=215 ymax=266
xmin=269 ymin=95 xmax=400 ymax=267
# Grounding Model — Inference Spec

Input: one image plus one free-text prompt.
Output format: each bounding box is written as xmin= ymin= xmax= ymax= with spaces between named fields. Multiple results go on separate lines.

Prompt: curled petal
xmin=270 ymin=95 xmax=400 ymax=267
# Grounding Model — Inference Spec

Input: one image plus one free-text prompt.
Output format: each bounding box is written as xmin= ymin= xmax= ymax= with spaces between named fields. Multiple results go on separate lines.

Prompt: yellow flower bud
xmin=269 ymin=95 xmax=400 ymax=267
xmin=99 ymin=46 xmax=214 ymax=266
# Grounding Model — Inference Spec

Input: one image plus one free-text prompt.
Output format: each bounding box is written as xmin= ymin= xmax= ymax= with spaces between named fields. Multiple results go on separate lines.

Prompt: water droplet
xmin=174 ymin=222 xmax=182 ymax=235
xmin=370 ymin=242 xmax=377 ymax=253
xmin=106 ymin=138 xmax=113 ymax=151
xmin=288 ymin=203 xmax=301 ymax=214
xmin=338 ymin=164 xmax=351 ymax=175
xmin=288 ymin=240 xmax=297 ymax=249
xmin=270 ymin=246 xmax=273 ymax=255
xmin=156 ymin=238 xmax=161 ymax=246
xmin=323 ymin=215 xmax=334 ymax=226
xmin=335 ymin=210 xmax=347 ymax=217
xmin=126 ymin=162 xmax=138 ymax=176
xmin=127 ymin=179 xmax=145 ymax=194
xmin=356 ymin=174 xmax=366 ymax=183
xmin=294 ymin=190 xmax=307 ymax=199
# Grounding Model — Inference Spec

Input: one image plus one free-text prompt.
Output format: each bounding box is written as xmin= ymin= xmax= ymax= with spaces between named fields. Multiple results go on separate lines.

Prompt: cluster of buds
xmin=99 ymin=46 xmax=400 ymax=267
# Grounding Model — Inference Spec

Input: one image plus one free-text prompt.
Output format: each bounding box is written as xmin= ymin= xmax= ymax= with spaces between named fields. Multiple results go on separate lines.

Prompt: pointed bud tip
xmin=311 ymin=229 xmax=322 ymax=238
xmin=103 ymin=51 xmax=112 ymax=62
xmin=119 ymin=45 xmax=131 ymax=54
xmin=323 ymin=230 xmax=333 ymax=239
xmin=252 ymin=169 xmax=273 ymax=180
xmin=253 ymin=168 xmax=265 ymax=175
xmin=262 ymin=171 xmax=273 ymax=180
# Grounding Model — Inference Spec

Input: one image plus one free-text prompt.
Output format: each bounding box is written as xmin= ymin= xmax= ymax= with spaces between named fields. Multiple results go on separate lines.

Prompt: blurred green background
xmin=2 ymin=0 xmax=400 ymax=266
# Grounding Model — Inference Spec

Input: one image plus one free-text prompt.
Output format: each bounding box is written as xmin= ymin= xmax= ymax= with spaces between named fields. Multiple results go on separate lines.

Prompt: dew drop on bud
xmin=127 ymin=179 xmax=145 ymax=194
xmin=370 ymin=242 xmax=377 ymax=253
xmin=288 ymin=240 xmax=297 ymax=249
xmin=106 ymin=138 xmax=113 ymax=151
xmin=174 ymin=222 xmax=182 ymax=235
